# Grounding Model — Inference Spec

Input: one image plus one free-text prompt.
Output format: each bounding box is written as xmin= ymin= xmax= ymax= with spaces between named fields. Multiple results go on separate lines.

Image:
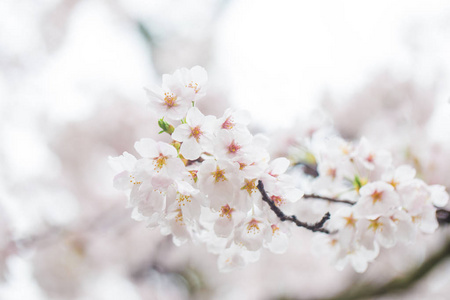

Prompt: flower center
xmin=368 ymin=218 xmax=382 ymax=232
xmin=371 ymin=190 xmax=383 ymax=204
xmin=241 ymin=178 xmax=257 ymax=195
xmin=163 ymin=92 xmax=178 ymax=108
xmin=343 ymin=213 xmax=357 ymax=227
xmin=271 ymin=224 xmax=279 ymax=235
xmin=211 ymin=166 xmax=227 ymax=183
xmin=219 ymin=204 xmax=234 ymax=219
xmin=188 ymin=170 xmax=198 ymax=182
xmin=190 ymin=126 xmax=203 ymax=142
xmin=327 ymin=168 xmax=337 ymax=179
xmin=389 ymin=179 xmax=398 ymax=189
xmin=177 ymin=193 xmax=192 ymax=206
xmin=175 ymin=209 xmax=184 ymax=225
xmin=246 ymin=218 xmax=260 ymax=234
xmin=228 ymin=140 xmax=241 ymax=154
xmin=186 ymin=81 xmax=200 ymax=93
xmin=271 ymin=195 xmax=285 ymax=207
xmin=154 ymin=154 xmax=167 ymax=170
xmin=222 ymin=116 xmax=235 ymax=130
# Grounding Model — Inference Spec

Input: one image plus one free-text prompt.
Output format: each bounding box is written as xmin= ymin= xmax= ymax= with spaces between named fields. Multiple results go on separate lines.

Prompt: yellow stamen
xmin=212 ymin=166 xmax=227 ymax=183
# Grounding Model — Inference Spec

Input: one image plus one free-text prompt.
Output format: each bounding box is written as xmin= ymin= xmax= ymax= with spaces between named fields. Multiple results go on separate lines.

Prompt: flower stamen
xmin=163 ymin=92 xmax=178 ymax=108
xmin=212 ymin=166 xmax=227 ymax=183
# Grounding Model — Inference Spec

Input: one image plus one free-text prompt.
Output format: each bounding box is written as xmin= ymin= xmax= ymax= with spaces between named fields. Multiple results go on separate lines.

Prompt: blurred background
xmin=1 ymin=0 xmax=450 ymax=299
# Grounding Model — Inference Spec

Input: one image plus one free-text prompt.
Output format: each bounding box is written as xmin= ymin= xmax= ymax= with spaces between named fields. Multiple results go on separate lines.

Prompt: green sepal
xmin=158 ymin=118 xmax=174 ymax=135
xmin=354 ymin=175 xmax=362 ymax=190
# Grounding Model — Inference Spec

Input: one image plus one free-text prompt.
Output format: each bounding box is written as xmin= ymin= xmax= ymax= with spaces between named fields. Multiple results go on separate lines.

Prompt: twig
xmin=257 ymin=180 xmax=330 ymax=233
xmin=303 ymin=194 xmax=356 ymax=205
xmin=302 ymin=196 xmax=450 ymax=225
xmin=436 ymin=209 xmax=450 ymax=225
xmin=293 ymin=162 xmax=319 ymax=177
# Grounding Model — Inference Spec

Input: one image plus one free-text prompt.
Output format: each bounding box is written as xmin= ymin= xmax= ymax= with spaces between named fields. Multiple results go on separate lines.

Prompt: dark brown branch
xmin=293 ymin=162 xmax=319 ymax=177
xmin=291 ymin=160 xmax=450 ymax=224
xmin=302 ymin=196 xmax=450 ymax=226
xmin=318 ymin=237 xmax=450 ymax=300
xmin=257 ymin=180 xmax=330 ymax=233
xmin=303 ymin=194 xmax=356 ymax=205
xmin=436 ymin=209 xmax=450 ymax=225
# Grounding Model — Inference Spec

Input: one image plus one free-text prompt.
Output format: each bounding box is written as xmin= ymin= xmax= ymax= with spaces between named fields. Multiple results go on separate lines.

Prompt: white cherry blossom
xmin=145 ymin=81 xmax=194 ymax=121
xmin=197 ymin=159 xmax=241 ymax=210
xmin=134 ymin=138 xmax=185 ymax=177
xmin=234 ymin=216 xmax=271 ymax=251
xmin=217 ymin=108 xmax=251 ymax=133
xmin=354 ymin=181 xmax=399 ymax=218
xmin=172 ymin=107 xmax=216 ymax=160
xmin=172 ymin=65 xmax=208 ymax=101
xmin=263 ymin=222 xmax=290 ymax=254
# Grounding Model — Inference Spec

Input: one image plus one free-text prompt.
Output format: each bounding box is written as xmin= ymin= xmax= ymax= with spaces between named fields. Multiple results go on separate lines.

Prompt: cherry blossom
xmin=172 ymin=66 xmax=208 ymax=101
xmin=172 ymin=107 xmax=216 ymax=160
xmin=146 ymin=83 xmax=194 ymax=121
xmin=111 ymin=66 xmax=449 ymax=274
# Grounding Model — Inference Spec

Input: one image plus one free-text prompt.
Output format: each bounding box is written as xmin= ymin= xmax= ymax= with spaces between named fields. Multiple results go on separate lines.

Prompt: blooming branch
xmin=303 ymin=194 xmax=450 ymax=224
xmin=110 ymin=66 xmax=449 ymax=273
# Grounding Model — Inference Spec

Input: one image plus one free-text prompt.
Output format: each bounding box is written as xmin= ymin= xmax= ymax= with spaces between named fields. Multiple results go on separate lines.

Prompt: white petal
xmin=109 ymin=152 xmax=137 ymax=172
xmin=165 ymin=101 xmax=190 ymax=121
xmin=214 ymin=218 xmax=234 ymax=238
xmin=429 ymin=185 xmax=449 ymax=207
xmin=158 ymin=141 xmax=178 ymax=158
xmin=396 ymin=165 xmax=416 ymax=182
xmin=145 ymin=85 xmax=164 ymax=100
xmin=377 ymin=221 xmax=397 ymax=248
xmin=201 ymin=115 xmax=217 ymax=133
xmin=180 ymin=139 xmax=202 ymax=160
xmin=418 ymin=207 xmax=439 ymax=233
xmin=186 ymin=107 xmax=204 ymax=126
xmin=350 ymin=253 xmax=369 ymax=273
xmin=135 ymin=138 xmax=158 ymax=158
xmin=270 ymin=157 xmax=291 ymax=175
xmin=113 ymin=171 xmax=133 ymax=190
xmin=172 ymin=124 xmax=192 ymax=142
xmin=266 ymin=230 xmax=289 ymax=254
xmin=191 ymin=66 xmax=208 ymax=84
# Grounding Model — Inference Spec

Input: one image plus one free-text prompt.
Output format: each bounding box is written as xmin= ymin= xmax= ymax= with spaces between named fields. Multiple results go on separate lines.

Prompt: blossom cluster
xmin=111 ymin=66 xmax=449 ymax=273
xmin=110 ymin=66 xmax=304 ymax=271
xmin=309 ymin=136 xmax=449 ymax=272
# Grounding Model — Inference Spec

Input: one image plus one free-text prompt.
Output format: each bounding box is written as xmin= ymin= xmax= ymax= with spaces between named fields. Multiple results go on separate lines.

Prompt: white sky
xmin=217 ymin=0 xmax=450 ymax=129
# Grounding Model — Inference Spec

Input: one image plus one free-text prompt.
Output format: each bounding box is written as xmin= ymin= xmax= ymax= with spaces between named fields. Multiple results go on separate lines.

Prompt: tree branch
xmin=320 ymin=237 xmax=450 ymax=300
xmin=293 ymin=162 xmax=319 ymax=177
xmin=303 ymin=194 xmax=356 ymax=205
xmin=257 ymin=180 xmax=330 ymax=233
xmin=436 ymin=209 xmax=450 ymax=225
xmin=302 ymin=195 xmax=450 ymax=225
